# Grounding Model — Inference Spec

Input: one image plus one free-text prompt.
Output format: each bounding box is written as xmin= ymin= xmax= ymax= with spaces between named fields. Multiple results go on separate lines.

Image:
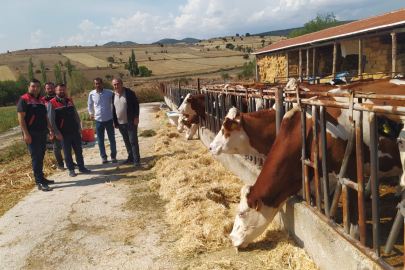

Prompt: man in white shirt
xmin=87 ymin=78 xmax=117 ymax=164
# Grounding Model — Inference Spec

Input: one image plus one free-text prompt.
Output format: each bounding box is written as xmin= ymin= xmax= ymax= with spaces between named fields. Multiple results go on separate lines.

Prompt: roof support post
xmin=275 ymin=53 xmax=278 ymax=81
xmin=391 ymin=32 xmax=397 ymax=78
xmin=332 ymin=42 xmax=337 ymax=79
xmin=358 ymin=39 xmax=363 ymax=80
xmin=255 ymin=54 xmax=259 ymax=82
xmin=312 ymin=48 xmax=316 ymax=84
xmin=306 ymin=49 xmax=310 ymax=81
xmin=286 ymin=51 xmax=289 ymax=80
xmin=299 ymin=49 xmax=303 ymax=82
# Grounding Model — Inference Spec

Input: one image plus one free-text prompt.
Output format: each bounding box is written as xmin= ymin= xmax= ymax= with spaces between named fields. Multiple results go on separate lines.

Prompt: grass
xmin=0 ymin=141 xmax=29 ymax=163
xmin=0 ymin=106 xmax=19 ymax=132
xmin=135 ymin=87 xmax=164 ymax=103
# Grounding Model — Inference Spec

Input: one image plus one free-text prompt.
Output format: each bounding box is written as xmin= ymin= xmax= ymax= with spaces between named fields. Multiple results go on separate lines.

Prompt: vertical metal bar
xmin=197 ymin=78 xmax=200 ymax=94
xmin=312 ymin=106 xmax=321 ymax=210
xmin=215 ymin=93 xmax=220 ymax=134
xmin=391 ymin=32 xmax=397 ymax=77
xmin=204 ymin=93 xmax=209 ymax=129
xmin=358 ymin=39 xmax=363 ymax=80
xmin=369 ymin=112 xmax=381 ymax=257
xmin=332 ymin=42 xmax=337 ymax=79
xmin=301 ymin=106 xmax=307 ymax=201
xmin=320 ymin=106 xmax=330 ymax=217
xmin=275 ymin=87 xmax=284 ymax=134
xmin=220 ymin=94 xmax=226 ymax=124
xmin=356 ymin=99 xmax=366 ymax=245
xmin=299 ymin=49 xmax=303 ymax=82
xmin=342 ymin=184 xmax=350 ymax=234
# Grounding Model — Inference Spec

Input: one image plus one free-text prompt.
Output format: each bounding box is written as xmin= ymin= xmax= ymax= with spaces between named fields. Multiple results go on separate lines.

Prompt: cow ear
xmin=376 ymin=115 xmax=404 ymax=139
xmin=223 ymin=118 xmax=240 ymax=132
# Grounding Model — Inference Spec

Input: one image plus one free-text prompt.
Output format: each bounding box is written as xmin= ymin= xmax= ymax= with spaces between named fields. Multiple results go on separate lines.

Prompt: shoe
xmin=121 ymin=159 xmax=133 ymax=164
xmin=73 ymin=162 xmax=78 ymax=167
xmin=57 ymin=166 xmax=66 ymax=171
xmin=111 ymin=157 xmax=117 ymax=163
xmin=101 ymin=157 xmax=108 ymax=164
xmin=43 ymin=179 xmax=55 ymax=185
xmin=134 ymin=162 xmax=141 ymax=167
xmin=69 ymin=170 xmax=77 ymax=177
xmin=79 ymin=167 xmax=92 ymax=174
xmin=37 ymin=183 xmax=52 ymax=191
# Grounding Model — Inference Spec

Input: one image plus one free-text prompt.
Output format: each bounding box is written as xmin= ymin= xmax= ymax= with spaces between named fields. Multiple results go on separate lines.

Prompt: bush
xmin=237 ymin=61 xmax=255 ymax=80
xmin=243 ymin=54 xmax=249 ymax=60
xmin=69 ymin=69 xmax=92 ymax=95
xmin=107 ymin=56 xmax=115 ymax=63
xmin=138 ymin=66 xmax=152 ymax=77
xmin=35 ymin=70 xmax=41 ymax=73
xmin=135 ymin=87 xmax=164 ymax=103
xmin=173 ymin=77 xmax=193 ymax=86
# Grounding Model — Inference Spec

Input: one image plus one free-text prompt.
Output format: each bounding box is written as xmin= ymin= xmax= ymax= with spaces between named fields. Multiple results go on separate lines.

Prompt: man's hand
xmin=78 ymin=129 xmax=82 ymax=135
xmin=49 ymin=131 xmax=55 ymax=140
xmin=134 ymin=118 xmax=139 ymax=125
xmin=56 ymin=134 xmax=63 ymax=140
xmin=113 ymin=123 xmax=118 ymax=129
xmin=24 ymin=133 xmax=32 ymax=144
xmin=90 ymin=114 xmax=94 ymax=121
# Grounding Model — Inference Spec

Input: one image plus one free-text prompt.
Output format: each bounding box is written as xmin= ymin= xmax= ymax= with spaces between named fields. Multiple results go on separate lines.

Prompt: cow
xmin=229 ymin=79 xmax=405 ymax=248
xmin=177 ymin=114 xmax=199 ymax=140
xmin=209 ymin=107 xmax=276 ymax=158
xmin=178 ymin=93 xmax=206 ymax=120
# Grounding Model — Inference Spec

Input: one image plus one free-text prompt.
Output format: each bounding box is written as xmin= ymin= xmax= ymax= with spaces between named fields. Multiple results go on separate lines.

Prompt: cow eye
xmin=238 ymin=212 xmax=244 ymax=217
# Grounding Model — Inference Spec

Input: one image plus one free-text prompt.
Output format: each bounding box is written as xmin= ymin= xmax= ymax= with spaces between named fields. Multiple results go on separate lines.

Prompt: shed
xmin=253 ymin=8 xmax=405 ymax=83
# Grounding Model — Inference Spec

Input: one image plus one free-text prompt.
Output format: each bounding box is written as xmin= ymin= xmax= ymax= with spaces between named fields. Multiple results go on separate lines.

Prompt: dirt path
xmin=0 ymin=102 xmax=183 ymax=269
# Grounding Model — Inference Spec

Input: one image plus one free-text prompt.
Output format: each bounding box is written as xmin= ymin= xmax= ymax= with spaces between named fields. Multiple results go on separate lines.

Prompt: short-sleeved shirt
xmin=114 ymin=91 xmax=128 ymax=124
xmin=87 ymin=89 xmax=113 ymax=122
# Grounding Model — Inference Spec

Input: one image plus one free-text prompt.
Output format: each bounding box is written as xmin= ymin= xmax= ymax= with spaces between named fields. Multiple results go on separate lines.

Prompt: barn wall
xmin=257 ymin=53 xmax=287 ymax=83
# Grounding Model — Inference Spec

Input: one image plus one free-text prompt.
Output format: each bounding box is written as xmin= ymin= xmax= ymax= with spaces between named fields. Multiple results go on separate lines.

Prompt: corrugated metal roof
xmin=253 ymin=8 xmax=405 ymax=55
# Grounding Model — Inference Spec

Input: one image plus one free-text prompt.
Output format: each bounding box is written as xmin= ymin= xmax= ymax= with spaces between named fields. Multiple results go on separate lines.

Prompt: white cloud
xmin=30 ymin=29 xmax=49 ymax=48
xmin=0 ymin=34 xmax=5 ymax=38
xmin=58 ymin=20 xmax=102 ymax=46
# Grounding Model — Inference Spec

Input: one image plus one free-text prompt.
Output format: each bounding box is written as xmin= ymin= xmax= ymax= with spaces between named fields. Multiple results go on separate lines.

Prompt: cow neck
xmin=240 ymin=109 xmax=277 ymax=156
xmin=190 ymin=94 xmax=206 ymax=120
xmin=250 ymin=108 xmax=305 ymax=207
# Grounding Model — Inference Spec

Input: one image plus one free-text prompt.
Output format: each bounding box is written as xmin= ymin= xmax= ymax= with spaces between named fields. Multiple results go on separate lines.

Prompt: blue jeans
xmin=26 ymin=132 xmax=47 ymax=184
xmin=62 ymin=131 xmax=85 ymax=170
xmin=95 ymin=119 xmax=117 ymax=159
xmin=118 ymin=123 xmax=140 ymax=163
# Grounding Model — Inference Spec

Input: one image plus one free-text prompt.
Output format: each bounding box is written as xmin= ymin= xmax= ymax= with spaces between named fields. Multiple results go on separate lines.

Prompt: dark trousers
xmin=118 ymin=123 xmax=140 ymax=163
xmin=62 ymin=131 xmax=84 ymax=170
xmin=26 ymin=132 xmax=47 ymax=184
xmin=95 ymin=119 xmax=117 ymax=159
xmin=52 ymin=136 xmax=64 ymax=167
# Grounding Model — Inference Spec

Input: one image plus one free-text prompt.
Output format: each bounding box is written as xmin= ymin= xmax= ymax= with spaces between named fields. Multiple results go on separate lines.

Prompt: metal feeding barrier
xmin=159 ymin=79 xmax=405 ymax=269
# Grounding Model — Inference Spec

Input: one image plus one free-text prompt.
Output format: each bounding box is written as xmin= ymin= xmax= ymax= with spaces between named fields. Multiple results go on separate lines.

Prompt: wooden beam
xmin=255 ymin=55 xmax=259 ymax=82
xmin=332 ymin=42 xmax=337 ymax=79
xmin=286 ymin=51 xmax=289 ymax=80
xmin=391 ymin=32 xmax=397 ymax=78
xmin=306 ymin=49 xmax=310 ymax=80
xmin=275 ymin=53 xmax=278 ymax=80
xmin=358 ymin=39 xmax=363 ymax=80
xmin=299 ymin=49 xmax=302 ymax=82
xmin=312 ymin=47 xmax=316 ymax=84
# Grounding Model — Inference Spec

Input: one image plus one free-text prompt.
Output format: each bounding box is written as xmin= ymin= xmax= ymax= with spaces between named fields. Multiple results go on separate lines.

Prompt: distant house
xmin=253 ymin=8 xmax=405 ymax=83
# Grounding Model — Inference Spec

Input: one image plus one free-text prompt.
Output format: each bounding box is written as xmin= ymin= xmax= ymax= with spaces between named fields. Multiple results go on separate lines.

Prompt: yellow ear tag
xmin=255 ymin=202 xmax=259 ymax=211
xmin=383 ymin=124 xmax=390 ymax=134
xmin=231 ymin=123 xmax=237 ymax=130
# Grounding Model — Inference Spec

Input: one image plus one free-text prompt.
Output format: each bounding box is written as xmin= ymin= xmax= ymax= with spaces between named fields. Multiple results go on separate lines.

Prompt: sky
xmin=0 ymin=0 xmax=403 ymax=54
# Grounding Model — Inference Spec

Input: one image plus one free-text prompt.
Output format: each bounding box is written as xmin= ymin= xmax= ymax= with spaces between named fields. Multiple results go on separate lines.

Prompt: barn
xmin=253 ymin=8 xmax=405 ymax=83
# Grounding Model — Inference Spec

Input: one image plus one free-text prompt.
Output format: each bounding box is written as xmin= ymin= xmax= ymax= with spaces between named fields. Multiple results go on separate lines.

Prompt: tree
xmin=69 ymin=69 xmax=92 ymax=95
xmin=106 ymin=56 xmax=115 ymax=63
xmin=138 ymin=66 xmax=152 ymax=77
xmin=259 ymin=35 xmax=264 ymax=38
xmin=236 ymin=33 xmax=239 ymax=36
xmin=65 ymin=58 xmax=75 ymax=77
xmin=118 ymin=72 xmax=124 ymax=79
xmin=261 ymin=39 xmax=266 ymax=46
xmin=225 ymin=43 xmax=235 ymax=50
xmin=289 ymin=12 xmax=338 ymax=38
xmin=243 ymin=54 xmax=249 ymax=60
xmin=28 ymin=57 xmax=34 ymax=80
xmin=40 ymin=60 xmax=47 ymax=84
xmin=53 ymin=63 xmax=62 ymax=84
xmin=63 ymin=71 xmax=67 ymax=85
xmin=246 ymin=33 xmax=251 ymax=37
xmin=125 ymin=50 xmax=139 ymax=76
xmin=237 ymin=61 xmax=255 ymax=79
xmin=215 ymin=45 xmax=220 ymax=50
xmin=220 ymin=69 xmax=230 ymax=83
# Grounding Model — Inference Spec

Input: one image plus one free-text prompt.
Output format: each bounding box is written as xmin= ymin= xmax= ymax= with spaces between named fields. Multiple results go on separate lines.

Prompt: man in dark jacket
xmin=112 ymin=78 xmax=141 ymax=166
xmin=17 ymin=79 xmax=54 ymax=191
xmin=47 ymin=83 xmax=91 ymax=177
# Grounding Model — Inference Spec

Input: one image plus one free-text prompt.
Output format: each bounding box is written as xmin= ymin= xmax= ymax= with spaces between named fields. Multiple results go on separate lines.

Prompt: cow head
xmin=229 ymin=185 xmax=284 ymax=248
xmin=177 ymin=114 xmax=187 ymax=133
xmin=178 ymin=93 xmax=195 ymax=114
xmin=209 ymin=108 xmax=250 ymax=155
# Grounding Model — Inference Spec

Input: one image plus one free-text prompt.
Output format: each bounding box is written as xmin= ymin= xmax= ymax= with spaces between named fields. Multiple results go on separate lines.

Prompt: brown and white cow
xmin=178 ymin=93 xmax=206 ymax=120
xmin=209 ymin=107 xmax=276 ymax=158
xmin=229 ymin=79 xmax=405 ymax=247
xmin=177 ymin=114 xmax=199 ymax=140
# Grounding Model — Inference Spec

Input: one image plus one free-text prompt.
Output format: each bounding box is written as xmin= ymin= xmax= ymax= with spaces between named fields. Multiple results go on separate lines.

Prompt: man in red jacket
xmin=17 ymin=79 xmax=54 ymax=191
xmin=47 ymin=83 xmax=91 ymax=177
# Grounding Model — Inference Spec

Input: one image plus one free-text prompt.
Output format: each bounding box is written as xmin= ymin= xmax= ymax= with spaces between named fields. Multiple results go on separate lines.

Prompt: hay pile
xmin=149 ymin=113 xmax=317 ymax=268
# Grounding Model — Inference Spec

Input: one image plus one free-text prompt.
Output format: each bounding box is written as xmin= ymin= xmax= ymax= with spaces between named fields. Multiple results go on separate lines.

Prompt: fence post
xmin=275 ymin=87 xmax=284 ymax=134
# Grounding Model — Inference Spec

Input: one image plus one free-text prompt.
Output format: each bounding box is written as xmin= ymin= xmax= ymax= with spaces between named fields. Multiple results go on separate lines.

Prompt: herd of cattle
xmin=174 ymin=78 xmax=405 ymax=249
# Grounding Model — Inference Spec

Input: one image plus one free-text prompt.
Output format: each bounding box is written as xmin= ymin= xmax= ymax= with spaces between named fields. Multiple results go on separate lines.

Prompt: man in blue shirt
xmin=87 ymin=78 xmax=117 ymax=164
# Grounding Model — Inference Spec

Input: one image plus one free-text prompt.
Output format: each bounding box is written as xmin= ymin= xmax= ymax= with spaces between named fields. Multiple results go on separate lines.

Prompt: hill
xmin=254 ymin=20 xmax=355 ymax=37
xmin=103 ymin=41 xmax=137 ymax=46
xmin=153 ymin=38 xmax=201 ymax=44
